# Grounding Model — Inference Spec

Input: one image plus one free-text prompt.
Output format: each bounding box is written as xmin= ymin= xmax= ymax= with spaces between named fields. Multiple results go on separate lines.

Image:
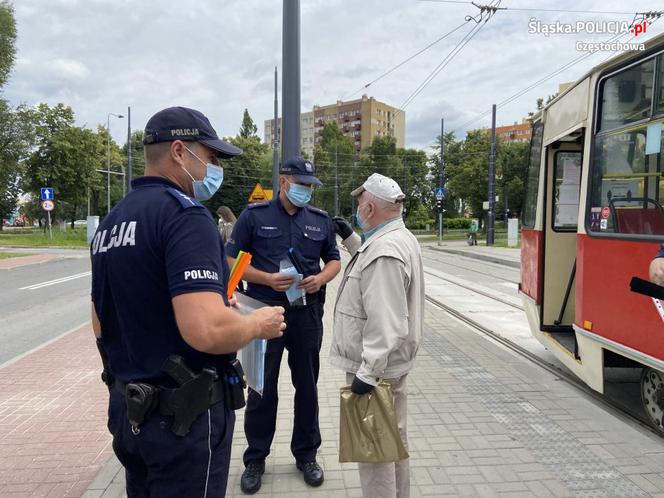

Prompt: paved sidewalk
xmin=0 ymin=254 xmax=62 ymax=270
xmin=0 ymin=324 xmax=113 ymax=497
xmin=423 ymin=240 xmax=520 ymax=268
xmin=86 ymin=255 xmax=664 ymax=498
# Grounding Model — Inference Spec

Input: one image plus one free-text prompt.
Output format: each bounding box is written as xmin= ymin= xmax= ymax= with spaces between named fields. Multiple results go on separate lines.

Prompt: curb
xmin=427 ymin=246 xmax=520 ymax=269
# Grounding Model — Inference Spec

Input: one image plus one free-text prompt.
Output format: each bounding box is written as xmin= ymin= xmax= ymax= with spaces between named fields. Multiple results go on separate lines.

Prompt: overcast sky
xmin=3 ymin=0 xmax=663 ymax=152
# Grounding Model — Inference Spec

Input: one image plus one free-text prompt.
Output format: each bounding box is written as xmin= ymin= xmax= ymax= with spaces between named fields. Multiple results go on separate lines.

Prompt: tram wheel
xmin=641 ymin=367 xmax=664 ymax=433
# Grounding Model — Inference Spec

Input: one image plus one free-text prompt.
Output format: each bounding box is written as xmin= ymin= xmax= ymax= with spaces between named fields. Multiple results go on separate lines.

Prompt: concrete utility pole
xmin=127 ymin=106 xmax=132 ymax=193
xmin=273 ymin=66 xmax=280 ymax=194
xmin=282 ymin=0 xmax=301 ymax=164
xmin=487 ymin=104 xmax=497 ymax=246
xmin=438 ymin=118 xmax=444 ymax=245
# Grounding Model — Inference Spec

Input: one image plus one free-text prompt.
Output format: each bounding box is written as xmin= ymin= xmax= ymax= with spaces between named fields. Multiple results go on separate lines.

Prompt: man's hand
xmin=298 ymin=274 xmax=323 ymax=293
xmin=350 ymin=376 xmax=374 ymax=395
xmin=228 ymin=293 xmax=238 ymax=307
xmin=650 ymin=257 xmax=664 ymax=286
xmin=268 ymin=272 xmax=296 ymax=292
xmin=332 ymin=216 xmax=354 ymax=239
xmin=251 ymin=306 xmax=286 ymax=340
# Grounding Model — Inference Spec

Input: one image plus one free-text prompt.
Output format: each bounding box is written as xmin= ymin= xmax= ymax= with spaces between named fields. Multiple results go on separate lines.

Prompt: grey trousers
xmin=345 ymin=372 xmax=410 ymax=498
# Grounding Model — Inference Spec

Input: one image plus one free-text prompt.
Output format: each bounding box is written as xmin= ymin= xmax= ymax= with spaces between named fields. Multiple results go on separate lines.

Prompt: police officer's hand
xmin=651 ymin=258 xmax=664 ymax=286
xmin=332 ymin=216 xmax=354 ymax=239
xmin=298 ymin=274 xmax=323 ymax=294
xmin=268 ymin=272 xmax=297 ymax=292
xmin=252 ymin=306 xmax=286 ymax=339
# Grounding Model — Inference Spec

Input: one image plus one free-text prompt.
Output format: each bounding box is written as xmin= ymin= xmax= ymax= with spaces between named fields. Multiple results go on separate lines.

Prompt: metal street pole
xmin=127 ymin=106 xmax=132 ymax=192
xmin=107 ymin=112 xmax=124 ymax=215
xmin=438 ymin=118 xmax=444 ymax=246
xmin=334 ymin=144 xmax=339 ymax=216
xmin=487 ymin=104 xmax=497 ymax=246
xmin=282 ymin=0 xmax=301 ymax=163
xmin=273 ymin=66 xmax=280 ymax=194
xmin=351 ymin=160 xmax=356 ymax=224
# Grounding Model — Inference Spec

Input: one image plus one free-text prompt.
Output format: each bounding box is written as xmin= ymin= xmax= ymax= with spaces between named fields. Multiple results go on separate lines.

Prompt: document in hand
xmin=339 ymin=382 xmax=409 ymax=463
xmin=234 ymin=292 xmax=268 ymax=396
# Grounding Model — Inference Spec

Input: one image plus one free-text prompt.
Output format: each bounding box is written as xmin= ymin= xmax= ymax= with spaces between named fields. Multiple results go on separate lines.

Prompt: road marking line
xmin=19 ymin=271 xmax=91 ymax=290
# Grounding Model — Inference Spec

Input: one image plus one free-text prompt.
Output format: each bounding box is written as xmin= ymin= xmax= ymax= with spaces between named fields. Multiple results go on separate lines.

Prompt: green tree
xmin=121 ymin=129 xmax=146 ymax=184
xmin=23 ymin=104 xmax=109 ymax=225
xmin=497 ymin=140 xmax=529 ymax=219
xmin=313 ymin=122 xmax=356 ymax=217
xmin=239 ymin=109 xmax=258 ymax=138
xmin=0 ymin=1 xmax=16 ymax=89
xmin=205 ymin=110 xmax=270 ymax=218
xmin=0 ymin=101 xmax=35 ymax=228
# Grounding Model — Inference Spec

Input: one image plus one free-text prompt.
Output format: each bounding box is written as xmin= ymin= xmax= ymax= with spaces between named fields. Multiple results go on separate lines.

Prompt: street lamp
xmin=107 ymin=112 xmax=124 ymax=215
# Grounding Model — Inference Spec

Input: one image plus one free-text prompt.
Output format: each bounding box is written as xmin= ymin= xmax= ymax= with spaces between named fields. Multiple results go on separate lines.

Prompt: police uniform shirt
xmin=90 ymin=177 xmax=232 ymax=385
xmin=226 ymin=198 xmax=340 ymax=301
xmin=659 ymin=244 xmax=664 ymax=258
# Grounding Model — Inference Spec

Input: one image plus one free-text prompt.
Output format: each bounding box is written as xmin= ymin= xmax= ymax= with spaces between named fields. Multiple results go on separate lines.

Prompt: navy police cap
xmin=143 ymin=106 xmax=242 ymax=159
xmin=280 ymin=156 xmax=322 ymax=186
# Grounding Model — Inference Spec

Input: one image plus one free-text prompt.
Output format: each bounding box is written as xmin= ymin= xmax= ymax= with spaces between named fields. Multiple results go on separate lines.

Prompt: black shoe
xmin=296 ymin=460 xmax=324 ymax=487
xmin=240 ymin=461 xmax=265 ymax=494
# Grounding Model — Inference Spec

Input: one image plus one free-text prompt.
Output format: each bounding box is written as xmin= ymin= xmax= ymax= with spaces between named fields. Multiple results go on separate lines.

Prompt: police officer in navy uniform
xmin=90 ymin=106 xmax=286 ymax=498
xmin=226 ymin=157 xmax=341 ymax=493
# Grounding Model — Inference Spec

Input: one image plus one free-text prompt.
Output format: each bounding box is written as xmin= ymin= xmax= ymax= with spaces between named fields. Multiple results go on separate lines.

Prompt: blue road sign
xmin=435 ymin=187 xmax=445 ymax=200
xmin=40 ymin=188 xmax=54 ymax=201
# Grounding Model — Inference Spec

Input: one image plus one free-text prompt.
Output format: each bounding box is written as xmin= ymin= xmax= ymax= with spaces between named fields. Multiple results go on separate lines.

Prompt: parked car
xmin=73 ymin=219 xmax=87 ymax=226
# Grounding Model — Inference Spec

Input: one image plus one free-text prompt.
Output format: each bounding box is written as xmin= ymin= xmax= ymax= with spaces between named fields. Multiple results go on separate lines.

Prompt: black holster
xmin=224 ymin=359 xmax=246 ymax=410
xmin=96 ymin=337 xmax=114 ymax=388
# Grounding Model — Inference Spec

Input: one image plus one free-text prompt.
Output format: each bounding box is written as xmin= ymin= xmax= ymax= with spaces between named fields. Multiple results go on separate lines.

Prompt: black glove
xmin=351 ymin=376 xmax=374 ymax=395
xmin=332 ymin=216 xmax=354 ymax=239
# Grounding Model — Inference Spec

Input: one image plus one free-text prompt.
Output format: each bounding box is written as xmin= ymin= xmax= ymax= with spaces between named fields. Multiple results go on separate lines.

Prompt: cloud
xmin=4 ymin=0 xmax=662 ymax=151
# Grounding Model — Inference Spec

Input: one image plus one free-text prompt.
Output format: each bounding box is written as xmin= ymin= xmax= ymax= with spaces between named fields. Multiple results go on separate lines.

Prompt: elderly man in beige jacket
xmin=330 ymin=173 xmax=424 ymax=498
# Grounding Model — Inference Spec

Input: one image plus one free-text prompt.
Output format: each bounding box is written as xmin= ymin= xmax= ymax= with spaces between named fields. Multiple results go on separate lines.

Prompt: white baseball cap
xmin=351 ymin=173 xmax=405 ymax=203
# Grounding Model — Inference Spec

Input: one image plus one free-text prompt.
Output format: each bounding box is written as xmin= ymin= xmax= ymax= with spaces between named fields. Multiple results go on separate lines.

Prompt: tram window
xmin=589 ymin=122 xmax=664 ymax=236
xmin=553 ymin=152 xmax=582 ymax=231
xmin=522 ymin=123 xmax=543 ymax=228
xmin=599 ymin=58 xmax=654 ymax=131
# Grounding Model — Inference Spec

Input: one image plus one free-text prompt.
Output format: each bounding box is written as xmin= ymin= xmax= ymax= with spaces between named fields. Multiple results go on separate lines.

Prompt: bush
xmin=443 ymin=218 xmax=472 ymax=230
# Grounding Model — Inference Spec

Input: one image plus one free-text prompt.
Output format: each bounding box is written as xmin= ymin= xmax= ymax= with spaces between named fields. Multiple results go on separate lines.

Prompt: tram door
xmin=541 ymin=133 xmax=584 ymax=352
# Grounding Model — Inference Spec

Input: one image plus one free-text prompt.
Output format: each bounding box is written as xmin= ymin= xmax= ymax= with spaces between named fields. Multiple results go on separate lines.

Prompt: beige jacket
xmin=330 ymin=219 xmax=424 ymax=385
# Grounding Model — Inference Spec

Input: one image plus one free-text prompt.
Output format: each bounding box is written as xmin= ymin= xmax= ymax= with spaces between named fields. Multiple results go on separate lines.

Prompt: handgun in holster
xmin=160 ymin=355 xmax=219 ymax=437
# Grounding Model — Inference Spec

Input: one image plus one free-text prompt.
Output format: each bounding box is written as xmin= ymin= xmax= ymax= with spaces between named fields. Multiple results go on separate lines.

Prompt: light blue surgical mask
xmin=182 ymin=146 xmax=224 ymax=201
xmin=356 ymin=203 xmax=368 ymax=231
xmin=286 ymin=180 xmax=313 ymax=207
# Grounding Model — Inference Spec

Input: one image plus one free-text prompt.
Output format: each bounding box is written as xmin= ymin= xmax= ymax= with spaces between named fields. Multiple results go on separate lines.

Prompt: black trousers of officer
xmin=108 ymin=388 xmax=235 ymax=497
xmin=243 ymin=301 xmax=324 ymax=465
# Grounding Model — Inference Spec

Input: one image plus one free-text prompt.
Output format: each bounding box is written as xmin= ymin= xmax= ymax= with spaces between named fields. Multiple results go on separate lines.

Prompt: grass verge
xmin=0 ymin=228 xmax=88 ymax=248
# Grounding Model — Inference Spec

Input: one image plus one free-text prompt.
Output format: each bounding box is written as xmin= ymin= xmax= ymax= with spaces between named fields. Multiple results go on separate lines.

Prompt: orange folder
xmin=227 ymin=251 xmax=252 ymax=299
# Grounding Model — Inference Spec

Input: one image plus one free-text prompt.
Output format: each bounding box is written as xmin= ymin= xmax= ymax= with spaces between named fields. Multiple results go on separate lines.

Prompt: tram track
xmin=423 ymin=268 xmax=664 ymax=439
xmin=421 ymin=248 xmax=519 ymax=284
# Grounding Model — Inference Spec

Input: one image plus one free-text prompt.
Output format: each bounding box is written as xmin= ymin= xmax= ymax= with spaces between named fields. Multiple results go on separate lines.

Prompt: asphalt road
xmin=0 ymin=249 xmax=91 ymax=365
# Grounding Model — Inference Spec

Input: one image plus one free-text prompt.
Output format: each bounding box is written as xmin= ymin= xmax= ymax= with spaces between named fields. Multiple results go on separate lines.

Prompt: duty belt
xmin=113 ymin=356 xmax=246 ymax=437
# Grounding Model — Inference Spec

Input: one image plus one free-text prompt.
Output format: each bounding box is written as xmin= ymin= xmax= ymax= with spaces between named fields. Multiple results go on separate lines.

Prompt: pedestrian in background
xmin=217 ymin=205 xmax=237 ymax=245
xmin=331 ymin=173 xmax=424 ymax=498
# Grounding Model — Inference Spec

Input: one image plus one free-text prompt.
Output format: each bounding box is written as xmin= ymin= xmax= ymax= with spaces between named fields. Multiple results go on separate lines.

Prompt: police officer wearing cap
xmin=226 ymin=157 xmax=341 ymax=493
xmin=91 ymin=106 xmax=286 ymax=498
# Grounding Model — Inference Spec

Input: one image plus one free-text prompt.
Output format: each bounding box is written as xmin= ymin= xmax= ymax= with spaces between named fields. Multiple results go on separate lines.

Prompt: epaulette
xmin=305 ymin=205 xmax=329 ymax=217
xmin=166 ymin=188 xmax=204 ymax=209
xmin=248 ymin=201 xmax=270 ymax=209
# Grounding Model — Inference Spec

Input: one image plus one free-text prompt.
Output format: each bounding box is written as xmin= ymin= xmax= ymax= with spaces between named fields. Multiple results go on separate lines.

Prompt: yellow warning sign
xmin=248 ymin=183 xmax=273 ymax=203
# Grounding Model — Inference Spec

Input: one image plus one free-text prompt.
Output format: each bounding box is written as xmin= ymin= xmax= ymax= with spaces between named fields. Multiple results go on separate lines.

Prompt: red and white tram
xmin=520 ymin=33 xmax=664 ymax=430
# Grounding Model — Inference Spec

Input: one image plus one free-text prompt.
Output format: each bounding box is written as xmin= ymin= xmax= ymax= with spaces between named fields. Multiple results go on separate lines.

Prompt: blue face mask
xmin=182 ymin=146 xmax=224 ymax=201
xmin=356 ymin=203 xmax=368 ymax=231
xmin=286 ymin=180 xmax=313 ymax=207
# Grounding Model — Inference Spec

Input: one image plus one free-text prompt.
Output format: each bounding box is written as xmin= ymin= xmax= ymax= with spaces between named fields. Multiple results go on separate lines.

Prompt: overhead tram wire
xmin=417 ymin=0 xmax=640 ymax=16
xmin=453 ymin=13 xmax=661 ymax=134
xmin=368 ymin=0 xmax=503 ymax=139
xmin=341 ymin=19 xmax=472 ymax=101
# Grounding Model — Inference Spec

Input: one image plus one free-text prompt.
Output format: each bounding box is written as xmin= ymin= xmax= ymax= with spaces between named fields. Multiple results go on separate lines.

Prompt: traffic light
xmin=436 ymin=198 xmax=443 ymax=211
